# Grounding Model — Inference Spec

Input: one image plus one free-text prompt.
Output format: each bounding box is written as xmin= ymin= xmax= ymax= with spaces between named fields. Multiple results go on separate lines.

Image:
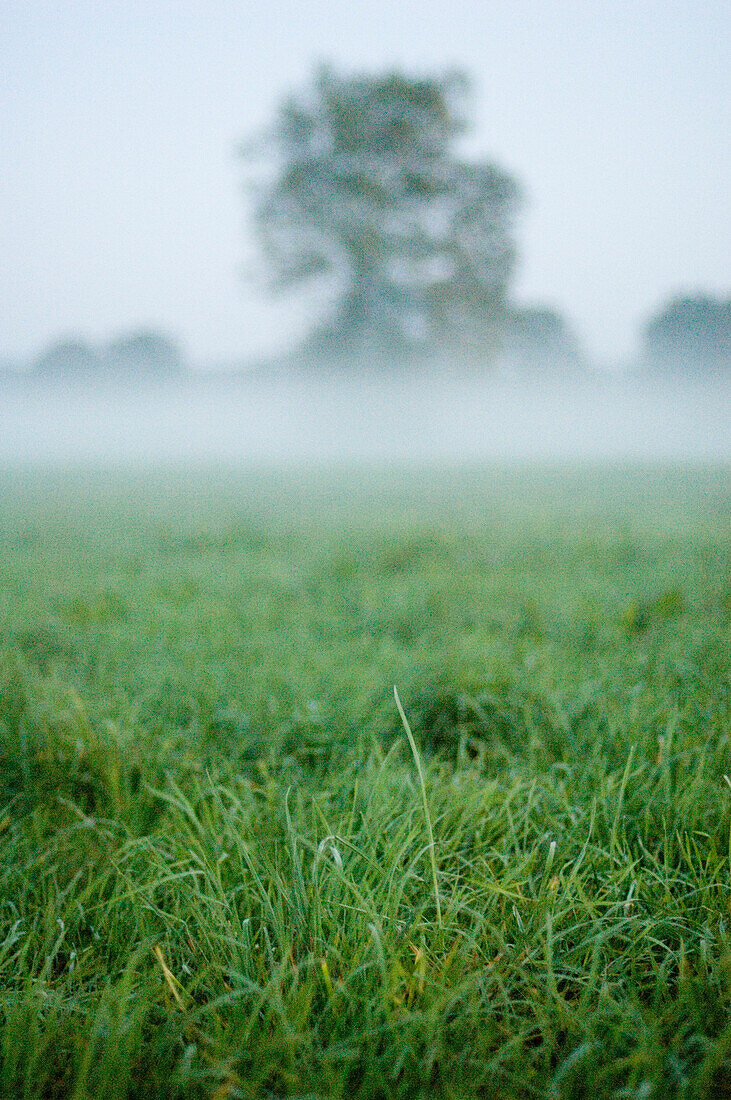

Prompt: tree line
xmin=29 ymin=331 xmax=183 ymax=380
xmin=11 ymin=65 xmax=730 ymax=381
xmin=243 ymin=65 xmax=728 ymax=375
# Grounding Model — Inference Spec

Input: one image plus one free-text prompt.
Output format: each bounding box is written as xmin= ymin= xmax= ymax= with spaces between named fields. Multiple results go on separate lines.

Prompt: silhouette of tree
xmin=503 ymin=305 xmax=583 ymax=372
xmin=106 ymin=331 xmax=182 ymax=375
xmin=243 ymin=66 xmax=520 ymax=362
xmin=34 ymin=338 xmax=102 ymax=377
xmin=642 ymin=293 xmax=730 ymax=374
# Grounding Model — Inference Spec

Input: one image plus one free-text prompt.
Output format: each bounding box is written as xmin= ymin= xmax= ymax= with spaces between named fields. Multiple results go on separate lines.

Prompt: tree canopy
xmin=502 ymin=305 xmax=583 ymax=373
xmin=106 ymin=331 xmax=182 ymax=376
xmin=642 ymin=293 xmax=730 ymax=374
xmin=244 ymin=67 xmax=521 ymax=362
xmin=34 ymin=339 xmax=102 ymax=377
xmin=32 ymin=331 xmax=183 ymax=380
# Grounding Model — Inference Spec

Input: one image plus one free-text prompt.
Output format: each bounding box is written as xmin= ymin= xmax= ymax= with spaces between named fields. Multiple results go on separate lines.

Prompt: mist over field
xmin=1 ymin=366 xmax=728 ymax=466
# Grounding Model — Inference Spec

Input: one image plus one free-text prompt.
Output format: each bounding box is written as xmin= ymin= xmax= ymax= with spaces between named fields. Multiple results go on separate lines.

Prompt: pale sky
xmin=1 ymin=0 xmax=729 ymax=365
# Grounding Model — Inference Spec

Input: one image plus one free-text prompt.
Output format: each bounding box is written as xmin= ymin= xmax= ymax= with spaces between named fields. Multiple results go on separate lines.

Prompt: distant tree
xmin=642 ymin=293 xmax=730 ymax=374
xmin=502 ymin=305 xmax=583 ymax=372
xmin=243 ymin=66 xmax=521 ymax=362
xmin=105 ymin=330 xmax=183 ymax=376
xmin=34 ymin=338 xmax=102 ymax=377
xmin=32 ymin=331 xmax=184 ymax=381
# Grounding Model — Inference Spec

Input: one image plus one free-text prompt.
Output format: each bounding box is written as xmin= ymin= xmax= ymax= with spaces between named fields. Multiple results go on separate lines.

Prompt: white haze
xmin=0 ymin=368 xmax=728 ymax=466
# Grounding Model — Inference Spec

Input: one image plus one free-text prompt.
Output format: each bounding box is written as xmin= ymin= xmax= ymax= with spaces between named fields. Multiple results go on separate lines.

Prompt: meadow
xmin=1 ymin=462 xmax=730 ymax=1099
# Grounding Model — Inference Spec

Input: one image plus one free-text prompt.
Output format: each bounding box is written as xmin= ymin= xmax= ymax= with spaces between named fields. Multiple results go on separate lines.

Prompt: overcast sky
xmin=2 ymin=0 xmax=729 ymax=366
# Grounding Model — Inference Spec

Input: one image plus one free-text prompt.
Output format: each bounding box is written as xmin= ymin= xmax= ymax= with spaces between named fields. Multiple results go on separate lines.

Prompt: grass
xmin=0 ymin=462 xmax=730 ymax=1098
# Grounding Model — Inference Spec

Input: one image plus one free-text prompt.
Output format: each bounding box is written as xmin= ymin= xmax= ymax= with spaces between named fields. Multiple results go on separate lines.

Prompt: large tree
xmin=244 ymin=67 xmax=520 ymax=361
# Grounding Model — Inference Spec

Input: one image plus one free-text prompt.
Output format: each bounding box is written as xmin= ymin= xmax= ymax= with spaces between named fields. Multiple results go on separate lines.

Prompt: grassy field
xmin=1 ymin=463 xmax=730 ymax=1099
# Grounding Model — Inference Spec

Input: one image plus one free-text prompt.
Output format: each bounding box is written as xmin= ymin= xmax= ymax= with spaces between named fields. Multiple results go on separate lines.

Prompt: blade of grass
xmin=153 ymin=944 xmax=186 ymax=1010
xmin=394 ymin=685 xmax=442 ymax=928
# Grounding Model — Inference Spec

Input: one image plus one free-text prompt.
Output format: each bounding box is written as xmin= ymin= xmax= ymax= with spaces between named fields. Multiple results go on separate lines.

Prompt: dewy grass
xmin=394 ymin=684 xmax=442 ymax=927
xmin=0 ymin=463 xmax=730 ymax=1098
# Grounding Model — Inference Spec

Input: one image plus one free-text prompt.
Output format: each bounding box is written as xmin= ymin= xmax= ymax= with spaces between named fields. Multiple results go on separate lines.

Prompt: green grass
xmin=1 ymin=463 xmax=730 ymax=1098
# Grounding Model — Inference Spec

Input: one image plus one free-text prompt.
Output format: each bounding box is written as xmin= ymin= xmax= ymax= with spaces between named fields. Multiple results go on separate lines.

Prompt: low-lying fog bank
xmin=1 ymin=368 xmax=728 ymax=464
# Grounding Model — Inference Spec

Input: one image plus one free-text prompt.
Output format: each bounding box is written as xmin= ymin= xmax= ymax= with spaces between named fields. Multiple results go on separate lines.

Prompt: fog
xmin=1 ymin=367 xmax=728 ymax=466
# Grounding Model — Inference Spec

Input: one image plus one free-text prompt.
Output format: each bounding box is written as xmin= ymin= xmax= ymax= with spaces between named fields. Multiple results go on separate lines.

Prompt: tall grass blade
xmin=394 ymin=685 xmax=443 ymax=928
